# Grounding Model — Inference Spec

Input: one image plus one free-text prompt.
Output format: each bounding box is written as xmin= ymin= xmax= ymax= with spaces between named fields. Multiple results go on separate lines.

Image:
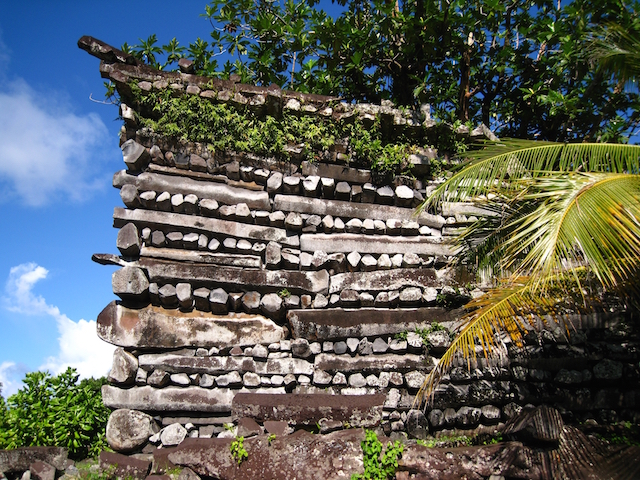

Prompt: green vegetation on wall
xmin=0 ymin=368 xmax=109 ymax=460
xmin=129 ymin=84 xmax=467 ymax=177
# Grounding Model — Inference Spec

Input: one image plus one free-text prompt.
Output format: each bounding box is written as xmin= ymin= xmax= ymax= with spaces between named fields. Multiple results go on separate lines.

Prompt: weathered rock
xmin=114 ymin=208 xmax=297 ymax=247
xmin=300 ymin=233 xmax=452 ymax=256
xmin=593 ymin=359 xmax=623 ymax=380
xmin=29 ymin=461 xmax=55 ymax=480
xmin=117 ymin=223 xmax=141 ymax=257
xmin=171 ymin=373 xmax=191 ymax=386
xmin=120 ymin=184 xmax=140 ymax=208
xmin=121 ymin=140 xmax=150 ymax=172
xmin=112 ymin=266 xmax=149 ymax=303
xmin=232 ymin=393 xmax=385 ymax=427
xmin=106 ymin=409 xmax=158 ymax=452
xmin=148 ymin=369 xmax=171 ymax=387
xmin=260 ymin=293 xmax=284 ymax=320
xmin=161 ymin=423 xmax=188 ymax=447
xmin=209 ymin=288 xmax=229 ymax=314
xmin=0 ymin=448 xmax=68 ymax=473
xmin=405 ymin=409 xmax=428 ymax=439
xmin=267 ymin=172 xmax=283 ymax=193
xmin=141 ymin=247 xmax=262 ymax=269
xmin=242 ymin=291 xmax=261 ymax=314
xmin=102 ymin=385 xmax=236 ymax=413
xmin=158 ymin=284 xmax=178 ymax=307
xmin=99 ymin=451 xmax=150 ymax=480
xmin=314 ymin=353 xmax=426 ymax=373
xmin=274 ymin=195 xmax=445 ymax=228
xmin=166 ymin=430 xmax=365 ymax=479
xmin=108 ymin=348 xmax=138 ymax=385
xmin=291 ymin=338 xmax=312 ymax=358
xmin=395 ymin=185 xmax=414 ymax=207
xmin=330 ymin=268 xmax=446 ymax=293
xmin=176 ymin=283 xmax=194 ymax=310
xmin=97 ymin=301 xmax=285 ymax=348
xmin=116 ymin=171 xmax=271 ymax=210
xmin=139 ymin=259 xmax=328 ymax=294
xmin=214 ymin=371 xmax=241 ymax=388
xmin=456 ymin=406 xmax=482 ymax=427
xmin=287 ymin=307 xmax=461 ymax=341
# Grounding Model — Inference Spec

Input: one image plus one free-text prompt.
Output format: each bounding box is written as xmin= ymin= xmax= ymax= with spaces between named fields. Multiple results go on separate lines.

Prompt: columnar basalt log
xmin=82 ymin=37 xmax=640 ymax=457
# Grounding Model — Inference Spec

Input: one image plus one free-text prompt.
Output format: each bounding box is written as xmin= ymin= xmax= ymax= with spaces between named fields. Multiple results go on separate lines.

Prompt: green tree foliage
xmin=124 ymin=0 xmax=640 ymax=142
xmin=414 ymin=141 xmax=640 ymax=405
xmin=0 ymin=368 xmax=109 ymax=460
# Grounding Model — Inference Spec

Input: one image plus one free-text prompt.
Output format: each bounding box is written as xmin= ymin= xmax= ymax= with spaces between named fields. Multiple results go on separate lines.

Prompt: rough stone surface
xmin=99 ymin=451 xmax=150 ymax=480
xmin=29 ymin=461 xmax=55 ymax=480
xmin=0 ymin=448 xmax=68 ymax=473
xmin=288 ymin=307 xmax=461 ymax=341
xmin=114 ymin=208 xmax=297 ymax=247
xmin=117 ymin=223 xmax=141 ymax=257
xmin=161 ymin=423 xmax=188 ymax=447
xmin=108 ymin=348 xmax=138 ymax=385
xmin=105 ymin=409 xmax=159 ymax=451
xmin=97 ymin=301 xmax=284 ymax=348
xmin=112 ymin=266 xmax=149 ymax=303
xmin=301 ymin=233 xmax=452 ymax=256
xmin=166 ymin=430 xmax=365 ymax=480
xmin=102 ymin=385 xmax=236 ymax=413
xmin=274 ymin=194 xmax=445 ymax=228
xmin=139 ymin=259 xmax=328 ymax=295
xmin=232 ymin=393 xmax=385 ymax=427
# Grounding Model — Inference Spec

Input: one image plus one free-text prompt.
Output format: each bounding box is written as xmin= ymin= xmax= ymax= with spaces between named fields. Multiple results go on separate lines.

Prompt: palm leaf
xmin=503 ymin=173 xmax=640 ymax=290
xmin=589 ymin=22 xmax=640 ymax=84
xmin=413 ymin=281 xmax=554 ymax=407
xmin=422 ymin=140 xmax=563 ymax=208
xmin=422 ymin=142 xmax=640 ymax=209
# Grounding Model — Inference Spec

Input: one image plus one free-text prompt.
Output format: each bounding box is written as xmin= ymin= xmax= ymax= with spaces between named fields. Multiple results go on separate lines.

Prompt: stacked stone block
xmin=81 ymin=36 xmax=640 ymax=453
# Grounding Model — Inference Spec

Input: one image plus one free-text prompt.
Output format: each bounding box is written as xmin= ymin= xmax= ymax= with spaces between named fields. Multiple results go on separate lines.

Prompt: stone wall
xmin=81 ymin=37 xmax=640 ymax=454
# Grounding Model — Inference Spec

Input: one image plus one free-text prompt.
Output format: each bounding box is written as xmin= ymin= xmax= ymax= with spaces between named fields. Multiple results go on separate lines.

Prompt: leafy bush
xmin=352 ymin=429 xmax=403 ymax=480
xmin=0 ymin=368 xmax=109 ymax=460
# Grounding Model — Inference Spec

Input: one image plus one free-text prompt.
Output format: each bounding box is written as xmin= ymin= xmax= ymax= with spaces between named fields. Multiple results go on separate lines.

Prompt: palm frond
xmin=421 ymin=142 xmax=640 ymax=211
xmin=421 ymin=140 xmax=563 ymax=209
xmin=589 ymin=22 xmax=640 ymax=84
xmin=413 ymin=281 xmax=552 ymax=408
xmin=503 ymin=173 xmax=640 ymax=290
xmin=558 ymin=144 xmax=640 ymax=173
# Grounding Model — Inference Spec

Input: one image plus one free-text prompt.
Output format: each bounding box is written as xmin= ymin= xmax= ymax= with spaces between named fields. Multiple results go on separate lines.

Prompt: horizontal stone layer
xmin=139 ymin=258 xmax=329 ymax=294
xmin=148 ymin=164 xmax=265 ymax=192
xmin=314 ymin=353 xmax=427 ymax=373
xmin=441 ymin=202 xmax=498 ymax=217
xmin=274 ymin=195 xmax=444 ymax=228
xmin=300 ymin=161 xmax=372 ymax=184
xmin=115 ymin=171 xmax=271 ymax=210
xmin=300 ymin=233 xmax=453 ymax=255
xmin=140 ymin=247 xmax=262 ymax=268
xmin=97 ymin=301 xmax=284 ymax=348
xmin=329 ymin=268 xmax=445 ymax=294
xmin=166 ymin=430 xmax=365 ymax=480
xmin=102 ymin=385 xmax=236 ymax=413
xmin=231 ymin=392 xmax=385 ymax=426
xmin=113 ymin=208 xmax=299 ymax=247
xmin=0 ymin=447 xmax=68 ymax=473
xmin=288 ymin=307 xmax=461 ymax=341
xmin=138 ymin=353 xmax=314 ymax=376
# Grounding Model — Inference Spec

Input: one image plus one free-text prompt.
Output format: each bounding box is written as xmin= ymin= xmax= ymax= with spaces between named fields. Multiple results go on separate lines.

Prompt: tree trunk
xmin=457 ymin=46 xmax=471 ymax=121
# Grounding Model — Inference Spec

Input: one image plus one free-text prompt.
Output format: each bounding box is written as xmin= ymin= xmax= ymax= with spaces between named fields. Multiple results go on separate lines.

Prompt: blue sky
xmin=0 ymin=2 xmax=216 ymax=396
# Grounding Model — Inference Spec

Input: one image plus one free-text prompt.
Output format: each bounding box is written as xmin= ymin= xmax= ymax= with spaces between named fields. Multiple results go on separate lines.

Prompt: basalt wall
xmin=80 ymin=36 xmax=640 ymax=454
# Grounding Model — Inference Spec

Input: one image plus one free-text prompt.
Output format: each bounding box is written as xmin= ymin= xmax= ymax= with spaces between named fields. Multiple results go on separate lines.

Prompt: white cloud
xmin=0 ymin=80 xmax=110 ymax=206
xmin=0 ymin=361 xmax=28 ymax=398
xmin=3 ymin=263 xmax=115 ymax=384
xmin=4 ymin=263 xmax=54 ymax=316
